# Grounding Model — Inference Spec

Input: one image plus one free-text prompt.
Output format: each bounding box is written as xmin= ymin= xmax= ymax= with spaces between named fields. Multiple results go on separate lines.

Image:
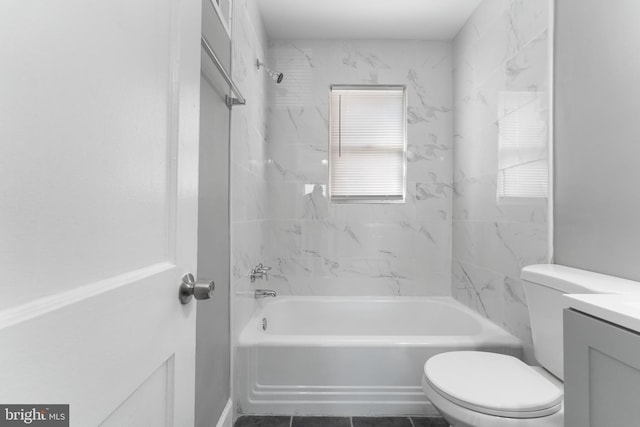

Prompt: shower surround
xmin=265 ymin=40 xmax=454 ymax=297
xmin=452 ymin=0 xmax=551 ymax=359
xmin=230 ymin=0 xmax=269 ymax=346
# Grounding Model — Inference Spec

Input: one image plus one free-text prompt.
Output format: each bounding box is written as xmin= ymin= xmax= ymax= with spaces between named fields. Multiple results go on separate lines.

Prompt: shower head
xmin=257 ymin=59 xmax=284 ymax=84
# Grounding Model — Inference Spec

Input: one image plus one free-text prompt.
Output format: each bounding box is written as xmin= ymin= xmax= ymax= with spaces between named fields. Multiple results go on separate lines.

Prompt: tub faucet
xmin=255 ymin=289 xmax=276 ymax=298
xmin=250 ymin=263 xmax=271 ymax=282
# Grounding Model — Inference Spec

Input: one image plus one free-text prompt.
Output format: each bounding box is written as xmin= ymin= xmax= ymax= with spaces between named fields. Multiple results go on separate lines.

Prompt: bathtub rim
xmin=238 ymin=296 xmax=522 ymax=348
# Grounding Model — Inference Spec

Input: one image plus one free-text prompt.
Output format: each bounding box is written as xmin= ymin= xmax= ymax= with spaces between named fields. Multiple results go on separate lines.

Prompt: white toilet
xmin=422 ymin=264 xmax=640 ymax=427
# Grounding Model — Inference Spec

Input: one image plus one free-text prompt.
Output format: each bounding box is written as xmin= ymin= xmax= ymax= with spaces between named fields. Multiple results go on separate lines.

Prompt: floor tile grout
xmin=234 ymin=415 xmax=447 ymax=427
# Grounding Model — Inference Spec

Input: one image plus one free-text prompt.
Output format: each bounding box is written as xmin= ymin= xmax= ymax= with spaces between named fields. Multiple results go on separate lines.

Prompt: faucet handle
xmin=250 ymin=263 xmax=272 ymax=282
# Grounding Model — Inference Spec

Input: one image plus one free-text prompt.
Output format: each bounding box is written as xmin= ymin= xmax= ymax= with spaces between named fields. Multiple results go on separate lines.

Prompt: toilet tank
xmin=521 ymin=264 xmax=640 ymax=380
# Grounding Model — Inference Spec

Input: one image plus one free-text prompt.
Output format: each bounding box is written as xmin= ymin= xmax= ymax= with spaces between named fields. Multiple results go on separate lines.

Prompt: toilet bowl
xmin=421 ymin=264 xmax=640 ymax=427
xmin=422 ymin=351 xmax=563 ymax=427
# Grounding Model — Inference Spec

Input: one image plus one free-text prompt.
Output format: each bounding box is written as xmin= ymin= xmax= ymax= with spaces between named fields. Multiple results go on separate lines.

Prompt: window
xmin=497 ymin=91 xmax=549 ymax=200
xmin=329 ymin=85 xmax=407 ymax=203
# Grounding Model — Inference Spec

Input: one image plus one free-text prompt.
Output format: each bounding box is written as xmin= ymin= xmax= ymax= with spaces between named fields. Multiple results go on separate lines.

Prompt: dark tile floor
xmin=235 ymin=416 xmax=290 ymax=427
xmin=234 ymin=416 xmax=449 ymax=427
xmin=293 ymin=417 xmax=351 ymax=427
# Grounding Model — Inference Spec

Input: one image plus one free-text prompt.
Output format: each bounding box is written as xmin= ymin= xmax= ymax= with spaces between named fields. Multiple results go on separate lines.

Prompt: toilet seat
xmin=423 ymin=351 xmax=563 ymax=419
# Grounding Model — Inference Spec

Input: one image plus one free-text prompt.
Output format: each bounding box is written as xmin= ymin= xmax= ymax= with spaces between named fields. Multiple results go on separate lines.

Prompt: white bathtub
xmin=236 ymin=296 xmax=521 ymax=416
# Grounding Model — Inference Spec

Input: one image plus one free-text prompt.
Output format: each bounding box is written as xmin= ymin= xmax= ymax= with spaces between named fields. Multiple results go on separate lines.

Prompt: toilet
xmin=422 ymin=264 xmax=640 ymax=427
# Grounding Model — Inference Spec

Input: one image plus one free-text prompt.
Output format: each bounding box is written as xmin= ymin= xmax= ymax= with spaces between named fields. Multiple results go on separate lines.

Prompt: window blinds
xmin=497 ymin=92 xmax=549 ymax=199
xmin=329 ymin=86 xmax=407 ymax=202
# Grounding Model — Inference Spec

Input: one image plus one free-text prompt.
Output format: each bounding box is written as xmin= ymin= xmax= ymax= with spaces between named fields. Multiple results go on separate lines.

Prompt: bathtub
xmin=236 ymin=296 xmax=521 ymax=416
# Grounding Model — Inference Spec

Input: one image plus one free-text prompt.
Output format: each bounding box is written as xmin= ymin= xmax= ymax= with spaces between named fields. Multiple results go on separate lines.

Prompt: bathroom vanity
xmin=563 ymin=294 xmax=640 ymax=427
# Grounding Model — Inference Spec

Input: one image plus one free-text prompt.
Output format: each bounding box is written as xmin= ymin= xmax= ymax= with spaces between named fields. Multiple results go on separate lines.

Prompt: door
xmin=0 ymin=0 xmax=202 ymax=425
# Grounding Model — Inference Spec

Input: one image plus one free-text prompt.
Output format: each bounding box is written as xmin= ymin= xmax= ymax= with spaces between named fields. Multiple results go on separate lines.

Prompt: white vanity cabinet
xmin=564 ymin=307 xmax=640 ymax=427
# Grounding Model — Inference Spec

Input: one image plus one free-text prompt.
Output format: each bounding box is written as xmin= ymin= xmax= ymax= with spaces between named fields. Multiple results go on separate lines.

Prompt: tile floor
xmin=234 ymin=416 xmax=449 ymax=427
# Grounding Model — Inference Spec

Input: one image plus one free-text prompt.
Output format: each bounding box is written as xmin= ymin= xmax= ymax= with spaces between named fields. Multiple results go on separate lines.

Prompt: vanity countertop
xmin=564 ymin=294 xmax=640 ymax=334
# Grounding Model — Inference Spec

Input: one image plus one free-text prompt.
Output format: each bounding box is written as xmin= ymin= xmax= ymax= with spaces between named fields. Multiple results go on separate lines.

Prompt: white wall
xmin=554 ymin=0 xmax=640 ymax=281
xmin=451 ymin=0 xmax=551 ymax=360
xmin=195 ymin=4 xmax=232 ymax=425
xmin=265 ymin=40 xmax=453 ymax=297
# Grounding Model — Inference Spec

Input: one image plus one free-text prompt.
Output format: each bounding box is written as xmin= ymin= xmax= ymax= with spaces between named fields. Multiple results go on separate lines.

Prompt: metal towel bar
xmin=200 ymin=35 xmax=246 ymax=108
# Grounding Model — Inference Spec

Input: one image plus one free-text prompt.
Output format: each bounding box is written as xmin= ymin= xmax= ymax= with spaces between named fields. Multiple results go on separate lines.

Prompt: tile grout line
xmin=233 ymin=415 xmax=447 ymax=427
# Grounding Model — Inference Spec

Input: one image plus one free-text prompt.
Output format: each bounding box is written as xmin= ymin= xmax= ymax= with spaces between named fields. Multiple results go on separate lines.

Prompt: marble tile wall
xmin=265 ymin=40 xmax=453 ymax=297
xmin=230 ymin=0 xmax=268 ymax=362
xmin=452 ymin=0 xmax=551 ymax=361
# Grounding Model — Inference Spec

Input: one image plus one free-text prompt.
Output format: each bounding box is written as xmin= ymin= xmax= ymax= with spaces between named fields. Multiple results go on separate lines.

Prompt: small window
xmin=329 ymin=85 xmax=407 ymax=203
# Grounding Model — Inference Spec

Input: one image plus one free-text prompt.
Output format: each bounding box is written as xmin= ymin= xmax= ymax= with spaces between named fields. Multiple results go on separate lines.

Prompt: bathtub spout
xmin=255 ymin=289 xmax=276 ymax=298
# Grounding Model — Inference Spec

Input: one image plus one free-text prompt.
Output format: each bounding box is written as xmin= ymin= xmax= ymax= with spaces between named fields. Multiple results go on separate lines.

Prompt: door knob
xmin=179 ymin=273 xmax=215 ymax=304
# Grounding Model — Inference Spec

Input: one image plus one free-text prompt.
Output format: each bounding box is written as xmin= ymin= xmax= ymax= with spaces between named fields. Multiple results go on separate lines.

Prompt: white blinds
xmin=329 ymin=86 xmax=407 ymax=202
xmin=497 ymin=91 xmax=549 ymax=199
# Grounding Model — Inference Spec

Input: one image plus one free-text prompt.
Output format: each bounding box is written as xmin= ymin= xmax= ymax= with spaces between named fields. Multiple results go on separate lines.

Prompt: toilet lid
xmin=424 ymin=351 xmax=563 ymax=419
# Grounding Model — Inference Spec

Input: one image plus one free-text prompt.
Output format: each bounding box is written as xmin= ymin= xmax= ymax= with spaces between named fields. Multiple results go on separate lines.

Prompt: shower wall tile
xmin=453 ymin=173 xmax=548 ymax=224
xmin=268 ymin=143 xmax=328 ymax=184
xmin=407 ymin=148 xmax=452 ymax=184
xmin=230 ymin=0 xmax=269 ymax=372
xmin=455 ymin=0 xmax=506 ymax=50
xmin=506 ymin=0 xmax=550 ymax=53
xmin=265 ymin=276 xmax=416 ymax=298
xmin=452 ymin=260 xmax=535 ymax=364
xmin=232 ymin=164 xmax=267 ymax=222
xmin=266 ymin=40 xmax=453 ymax=297
xmin=232 ymin=220 xmax=268 ymax=281
xmin=268 ymin=220 xmax=302 ymax=258
xmin=452 ymin=260 xmax=505 ymax=325
xmin=268 ymin=106 xmax=328 ymax=148
xmin=505 ymin=31 xmax=549 ymax=93
xmin=503 ymin=276 xmax=534 ymax=361
xmin=452 ymin=0 xmax=551 ymax=361
xmin=268 ymin=182 xmax=305 ymax=220
xmin=231 ymin=112 xmax=266 ymax=180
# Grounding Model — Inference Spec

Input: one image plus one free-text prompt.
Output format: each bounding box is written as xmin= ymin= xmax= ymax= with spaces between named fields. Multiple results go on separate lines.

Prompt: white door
xmin=0 ymin=0 xmax=202 ymax=426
